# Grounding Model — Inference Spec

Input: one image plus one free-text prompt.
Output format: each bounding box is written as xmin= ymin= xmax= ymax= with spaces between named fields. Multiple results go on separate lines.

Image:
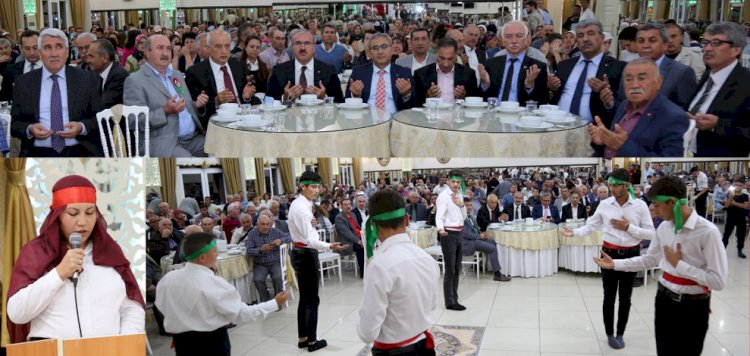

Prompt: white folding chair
xmin=279 ymin=243 xmax=294 ymax=307
xmin=332 ymin=231 xmax=359 ymax=277
xmin=641 ymin=248 xmax=659 ymax=287
xmin=425 ymin=245 xmax=445 ymax=274
xmin=1 ymin=114 xmax=10 ymax=153
xmin=462 ymin=251 xmax=485 ymax=279
xmin=95 ymin=104 xmax=150 ymax=157
xmin=317 ymin=229 xmax=342 ymax=286
xmin=683 ymin=118 xmax=697 ymax=157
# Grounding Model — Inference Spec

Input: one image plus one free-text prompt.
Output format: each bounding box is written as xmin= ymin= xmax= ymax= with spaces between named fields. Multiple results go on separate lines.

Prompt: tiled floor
xmin=147 ymin=228 xmax=749 ymax=356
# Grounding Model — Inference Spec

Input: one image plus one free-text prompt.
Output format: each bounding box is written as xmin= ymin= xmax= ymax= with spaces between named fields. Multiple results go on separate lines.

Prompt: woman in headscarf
xmin=125 ymin=34 xmax=147 ymax=73
xmin=6 ymin=175 xmax=145 ymax=343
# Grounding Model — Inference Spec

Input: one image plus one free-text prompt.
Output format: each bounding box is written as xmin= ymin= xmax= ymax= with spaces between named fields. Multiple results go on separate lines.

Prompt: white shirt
xmin=7 ymin=242 xmax=144 ymax=340
xmin=411 ymin=55 xmax=429 ymax=74
xmin=432 ymin=184 xmax=449 ymax=195
xmin=294 ymin=59 xmax=315 ymax=87
xmin=558 ymin=51 xmax=604 ymax=123
xmin=510 ymin=203 xmax=526 ymax=220
xmin=436 ymin=189 xmax=467 ymax=231
xmin=572 ymin=196 xmax=654 ymax=247
xmin=357 ymin=233 xmax=439 ymax=345
xmin=246 ymin=59 xmax=259 ymax=71
xmin=688 ymin=60 xmax=738 ymax=114
xmin=367 ymin=64 xmax=397 ymax=114
xmin=570 ymin=204 xmax=580 ymax=219
xmin=209 ymin=58 xmax=240 ymax=98
xmin=155 ymin=262 xmax=278 ymax=333
xmin=288 ymin=196 xmax=331 ymax=250
xmin=695 ymin=171 xmax=708 ymax=191
xmin=24 ymin=59 xmax=40 ymax=74
xmin=464 ymin=45 xmax=481 ymax=83
xmin=614 ymin=211 xmax=727 ymax=294
xmin=100 ymin=62 xmax=114 ymax=91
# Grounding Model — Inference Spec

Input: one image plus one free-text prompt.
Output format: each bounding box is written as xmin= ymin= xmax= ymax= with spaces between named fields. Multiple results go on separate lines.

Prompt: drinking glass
xmin=487 ymin=97 xmax=498 ymax=110
xmin=526 ymin=100 xmax=538 ymax=113
xmin=324 ymin=96 xmax=335 ymax=108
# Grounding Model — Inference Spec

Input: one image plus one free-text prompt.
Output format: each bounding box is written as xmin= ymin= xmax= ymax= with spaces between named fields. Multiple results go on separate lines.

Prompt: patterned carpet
xmin=356 ymin=325 xmax=485 ymax=356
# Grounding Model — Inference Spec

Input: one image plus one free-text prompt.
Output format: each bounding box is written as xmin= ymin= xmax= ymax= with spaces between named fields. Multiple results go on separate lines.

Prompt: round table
xmin=558 ymin=222 xmax=603 ymax=273
xmin=161 ymin=251 xmax=255 ymax=303
xmin=407 ymin=226 xmax=438 ymax=249
xmin=487 ymin=222 xmax=559 ymax=278
xmin=204 ymin=105 xmax=391 ymax=157
xmin=390 ymin=107 xmax=593 ymax=157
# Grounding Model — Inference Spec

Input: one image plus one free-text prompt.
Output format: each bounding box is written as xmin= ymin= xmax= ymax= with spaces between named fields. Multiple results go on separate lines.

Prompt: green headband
xmin=449 ymin=176 xmax=466 ymax=195
xmin=652 ymin=195 xmax=688 ymax=233
xmin=185 ymin=239 xmax=216 ymax=261
xmin=608 ymin=177 xmax=635 ymax=199
xmin=364 ymin=208 xmax=406 ymax=258
xmin=300 ymin=180 xmax=321 ymax=185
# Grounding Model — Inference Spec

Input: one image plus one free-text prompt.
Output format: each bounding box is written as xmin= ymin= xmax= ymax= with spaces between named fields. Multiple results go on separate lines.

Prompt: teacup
xmin=300 ymin=94 xmax=317 ymax=103
xmin=500 ymin=101 xmax=520 ymax=110
xmin=464 ymin=96 xmax=483 ymax=105
xmin=525 ymin=217 xmax=534 ymax=224
xmin=544 ymin=109 xmax=568 ymax=121
xmin=539 ymin=104 xmax=559 ymax=111
xmin=520 ymin=115 xmax=543 ymax=126
xmin=345 ymin=97 xmax=363 ymax=106
xmin=273 ymin=100 xmax=283 ymax=107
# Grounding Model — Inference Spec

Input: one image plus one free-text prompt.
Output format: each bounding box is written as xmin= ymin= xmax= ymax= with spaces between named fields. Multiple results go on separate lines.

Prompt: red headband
xmin=51 ymin=186 xmax=97 ymax=209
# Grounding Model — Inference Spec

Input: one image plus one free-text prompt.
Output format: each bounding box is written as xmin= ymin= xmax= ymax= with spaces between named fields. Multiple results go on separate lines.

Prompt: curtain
xmin=353 ymin=158 xmax=363 ymax=188
xmin=220 ymin=158 xmax=243 ymax=196
xmin=1 ymin=158 xmax=35 ymax=347
xmin=254 ymin=158 xmax=265 ymax=196
xmin=129 ymin=11 xmax=140 ymax=27
xmin=69 ymin=0 xmax=84 ymax=28
xmin=158 ymin=158 xmax=177 ymax=209
xmin=277 ymin=158 xmax=296 ymax=194
xmin=317 ymin=158 xmax=332 ymax=188
xmin=0 ymin=0 xmax=18 ymax=42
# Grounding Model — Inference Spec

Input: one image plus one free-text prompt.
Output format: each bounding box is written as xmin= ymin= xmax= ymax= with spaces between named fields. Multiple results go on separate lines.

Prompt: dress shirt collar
xmin=709 ymin=59 xmax=738 ymax=84
xmin=100 ymin=62 xmax=114 ymax=83
xmin=247 ymin=59 xmax=259 ymax=71
xmin=25 ymin=59 xmax=39 ymax=72
xmin=655 ymin=54 xmax=665 ymax=68
xmin=209 ymin=57 xmax=230 ymax=72
xmin=185 ymin=261 xmax=214 ymax=276
xmin=373 ymin=64 xmax=391 ymax=74
xmin=625 ymin=95 xmax=657 ymax=114
xmin=577 ymin=50 xmax=604 ymax=67
xmin=320 ymin=42 xmax=336 ymax=53
xmin=144 ymin=61 xmax=172 ymax=79
xmin=295 ymin=58 xmax=314 ymax=69
xmin=436 ymin=63 xmax=454 ymax=75
xmin=506 ymin=52 xmax=526 ymax=62
xmin=464 ymin=45 xmax=475 ymax=54
xmin=605 ymin=195 xmax=633 ymax=208
xmin=42 ymin=65 xmax=66 ymax=81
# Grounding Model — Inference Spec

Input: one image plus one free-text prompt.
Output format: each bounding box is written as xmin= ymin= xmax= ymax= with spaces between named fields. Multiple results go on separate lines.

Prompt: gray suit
xmin=123 ymin=64 xmax=206 ymax=157
xmin=395 ymin=53 xmax=437 ymax=74
xmin=334 ymin=212 xmax=360 ymax=256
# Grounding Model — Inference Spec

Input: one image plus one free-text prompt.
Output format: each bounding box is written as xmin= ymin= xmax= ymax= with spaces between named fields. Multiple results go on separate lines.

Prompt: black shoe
xmin=494 ymin=273 xmax=512 ymax=282
xmin=607 ymin=335 xmax=623 ymax=349
xmin=616 ymin=335 xmax=625 ymax=348
xmin=739 ymin=251 xmax=746 ymax=259
xmin=632 ymin=278 xmax=644 ymax=287
xmin=447 ymin=303 xmax=466 ymax=311
xmin=298 ymin=341 xmax=308 ymax=348
xmin=226 ymin=323 xmax=236 ymax=329
xmin=308 ymin=339 xmax=328 ymax=352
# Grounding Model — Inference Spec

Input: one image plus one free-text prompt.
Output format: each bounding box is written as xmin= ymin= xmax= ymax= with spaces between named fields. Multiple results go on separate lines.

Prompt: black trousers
xmin=694 ymin=191 xmax=707 ymax=218
xmin=173 ymin=327 xmax=230 ymax=356
xmin=28 ymin=144 xmax=91 ymax=157
xmin=601 ymin=246 xmax=639 ymax=336
xmin=722 ymin=215 xmax=747 ymax=251
xmin=292 ymin=247 xmax=320 ymax=340
xmin=654 ymin=286 xmax=710 ymax=356
xmin=371 ymin=338 xmax=436 ymax=356
xmin=441 ymin=231 xmax=462 ymax=307
xmin=353 ymin=242 xmax=365 ymax=277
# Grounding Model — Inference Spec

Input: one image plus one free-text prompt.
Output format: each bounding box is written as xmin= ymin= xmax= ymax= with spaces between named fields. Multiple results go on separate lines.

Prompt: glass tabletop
xmin=488 ymin=220 xmax=559 ymax=232
xmin=392 ymin=107 xmax=589 ymax=133
xmin=211 ymin=104 xmax=392 ymax=133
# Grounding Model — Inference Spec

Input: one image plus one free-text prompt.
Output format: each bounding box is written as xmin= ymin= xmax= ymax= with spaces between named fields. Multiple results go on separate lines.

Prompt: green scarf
xmin=652 ymin=195 xmax=688 ymax=233
xmin=364 ymin=207 xmax=406 ymax=258
xmin=608 ymin=176 xmax=635 ymax=199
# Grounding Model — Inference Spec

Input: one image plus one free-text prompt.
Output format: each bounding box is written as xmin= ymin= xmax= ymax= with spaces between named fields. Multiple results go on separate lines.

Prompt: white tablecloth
xmin=489 ymin=225 xmax=559 ymax=278
xmin=407 ymin=227 xmax=437 ymax=248
xmin=557 ymin=223 xmax=602 ymax=273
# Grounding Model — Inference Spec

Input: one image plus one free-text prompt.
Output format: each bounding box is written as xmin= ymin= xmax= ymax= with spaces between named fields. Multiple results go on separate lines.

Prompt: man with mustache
xmin=590 ymin=58 xmax=688 ymax=157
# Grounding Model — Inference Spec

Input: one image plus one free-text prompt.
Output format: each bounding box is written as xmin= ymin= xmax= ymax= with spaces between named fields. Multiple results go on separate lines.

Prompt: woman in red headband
xmin=6 ymin=175 xmax=145 ymax=343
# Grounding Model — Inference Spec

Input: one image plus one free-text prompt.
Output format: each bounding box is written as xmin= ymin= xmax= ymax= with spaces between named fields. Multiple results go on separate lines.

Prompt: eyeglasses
xmin=700 ymin=39 xmax=733 ymax=48
xmin=293 ymin=41 xmax=314 ymax=47
xmin=370 ymin=44 xmax=391 ymax=52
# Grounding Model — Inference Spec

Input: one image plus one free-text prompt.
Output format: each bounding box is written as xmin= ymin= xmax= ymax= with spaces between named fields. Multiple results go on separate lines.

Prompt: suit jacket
xmin=481 ymin=54 xmax=548 ymax=105
xmin=615 ymin=57 xmax=696 ymax=109
xmin=460 ymin=216 xmax=485 ymax=255
xmin=352 ymin=208 xmax=368 ymax=228
xmin=476 ymin=204 xmax=501 ymax=232
xmin=503 ymin=203 xmax=531 ymax=221
xmin=334 ymin=212 xmax=361 ymax=256
xmin=274 ymin=219 xmax=289 ymax=233
xmin=344 ymin=63 xmax=416 ymax=110
xmin=0 ymin=61 xmax=24 ymax=101
xmin=10 ymin=66 xmax=103 ymax=156
xmin=100 ymin=63 xmax=130 ymax=108
xmin=689 ymin=64 xmax=750 ymax=157
xmin=266 ymin=59 xmax=344 ymax=103
xmin=597 ymin=93 xmax=688 ymax=157
xmin=553 ymin=55 xmax=625 ymax=128
xmin=394 ymin=53 xmax=437 ymax=72
xmin=561 ymin=203 xmax=587 ymax=221
xmin=413 ymin=63 xmax=479 ymax=107
xmin=532 ymin=204 xmax=561 ymax=224
xmin=186 ymin=58 xmax=252 ymax=129
xmin=406 ymin=203 xmax=430 ymax=222
xmin=589 ymin=200 xmax=602 ymax=216
xmin=123 ymin=65 xmax=205 ymax=157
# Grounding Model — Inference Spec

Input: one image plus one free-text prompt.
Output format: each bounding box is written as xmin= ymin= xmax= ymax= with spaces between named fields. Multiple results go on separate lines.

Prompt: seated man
xmin=413 ymin=37 xmax=478 ymax=107
xmin=532 ymin=192 xmax=561 ymax=223
xmin=334 ymin=198 xmax=365 ymax=277
xmin=201 ymin=217 xmax=223 ymax=239
xmin=147 ymin=218 xmax=183 ymax=262
xmin=247 ymin=214 xmax=293 ymax=302
xmin=405 ymin=191 xmax=430 ymax=222
xmin=232 ymin=214 xmax=254 ymax=247
xmin=562 ymin=191 xmax=587 ymax=221
xmin=501 ymin=192 xmax=531 ymax=221
xmin=476 ymin=193 xmax=502 ymax=232
xmin=462 ymin=199 xmax=511 ymax=281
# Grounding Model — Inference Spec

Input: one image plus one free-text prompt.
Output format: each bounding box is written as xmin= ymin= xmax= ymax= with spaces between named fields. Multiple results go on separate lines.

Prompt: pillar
xmin=743 ymin=0 xmax=750 ymax=22
xmin=696 ymin=0 xmax=710 ymax=21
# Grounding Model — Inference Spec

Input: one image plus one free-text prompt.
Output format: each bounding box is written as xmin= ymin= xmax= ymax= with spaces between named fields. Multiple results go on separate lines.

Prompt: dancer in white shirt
xmin=594 ymin=175 xmax=727 ymax=356
xmin=156 ymin=232 xmax=289 ymax=356
xmin=436 ymin=169 xmax=468 ymax=311
xmin=7 ymin=175 xmax=145 ymax=343
xmin=358 ymin=189 xmax=440 ymax=355
xmin=562 ymin=169 xmax=654 ymax=350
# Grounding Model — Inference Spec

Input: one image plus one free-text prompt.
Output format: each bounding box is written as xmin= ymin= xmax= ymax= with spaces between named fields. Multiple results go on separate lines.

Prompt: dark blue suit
xmin=598 ymin=93 xmax=688 ymax=157
xmin=532 ymin=204 xmax=560 ymax=224
xmin=344 ymin=63 xmax=416 ymax=110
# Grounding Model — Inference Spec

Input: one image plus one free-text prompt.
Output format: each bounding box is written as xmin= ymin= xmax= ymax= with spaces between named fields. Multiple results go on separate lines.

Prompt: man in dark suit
xmin=478 ymin=21 xmax=547 ymax=106
xmin=88 ymin=39 xmax=129 ymax=108
xmin=461 ymin=201 xmax=510 ymax=281
xmin=592 ymin=59 xmax=689 ymax=157
xmin=333 ymin=198 xmax=364 ymax=277
xmin=561 ymin=191 xmax=587 ymax=221
xmin=414 ymin=37 xmax=478 ymax=107
xmin=532 ymin=192 xmax=561 ymax=224
xmin=0 ymin=30 xmax=40 ymax=101
xmin=406 ymin=192 xmax=430 ymax=221
xmin=461 ymin=24 xmax=487 ymax=86
xmin=476 ymin=193 xmax=502 ymax=232
xmin=588 ymin=186 xmax=609 ymax=216
xmin=10 ymin=29 xmax=102 ymax=157
xmin=352 ymin=193 xmax=369 ymax=227
xmin=266 ymin=30 xmax=344 ymax=103
xmin=501 ymin=192 xmax=531 ymax=222
xmin=548 ymin=19 xmax=625 ymax=127
xmin=686 ymin=22 xmax=750 ymax=157
xmin=269 ymin=200 xmax=287 ymax=221
xmin=185 ymin=29 xmax=257 ymax=128
xmin=346 ymin=33 xmax=415 ymax=113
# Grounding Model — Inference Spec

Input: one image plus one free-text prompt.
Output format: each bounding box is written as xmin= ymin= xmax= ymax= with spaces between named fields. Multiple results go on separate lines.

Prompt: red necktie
xmin=346 ymin=213 xmax=361 ymax=238
xmin=376 ymin=69 xmax=386 ymax=109
xmin=220 ymin=66 xmax=237 ymax=103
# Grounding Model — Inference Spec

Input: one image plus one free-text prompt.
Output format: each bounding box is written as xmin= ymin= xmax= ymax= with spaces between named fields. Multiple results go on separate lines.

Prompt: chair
xmin=0 ymin=113 xmax=9 ymax=154
xmin=331 ymin=231 xmax=359 ymax=277
xmin=279 ymin=243 xmax=294 ymax=307
xmin=317 ymin=229 xmax=342 ymax=286
xmin=425 ymin=245 xmax=445 ymax=274
xmin=683 ymin=118 xmax=697 ymax=157
xmin=95 ymin=104 xmax=150 ymax=157
xmin=462 ymin=251 xmax=485 ymax=279
xmin=642 ymin=249 xmax=659 ymax=287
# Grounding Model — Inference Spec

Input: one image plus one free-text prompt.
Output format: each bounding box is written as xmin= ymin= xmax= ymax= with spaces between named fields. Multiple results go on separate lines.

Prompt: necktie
xmin=515 ymin=206 xmax=520 ymax=220
xmin=376 ymin=69 xmax=386 ymax=110
xmin=50 ymin=75 xmax=65 ymax=153
xmin=220 ymin=66 xmax=237 ymax=103
xmin=688 ymin=77 xmax=714 ymax=115
xmin=299 ymin=66 xmax=308 ymax=88
xmin=29 ymin=62 xmax=36 ymax=72
xmin=569 ymin=60 xmax=591 ymax=116
xmin=501 ymin=58 xmax=518 ymax=101
xmin=490 ymin=209 xmax=494 ymax=221
xmin=544 ymin=207 xmax=549 ymax=219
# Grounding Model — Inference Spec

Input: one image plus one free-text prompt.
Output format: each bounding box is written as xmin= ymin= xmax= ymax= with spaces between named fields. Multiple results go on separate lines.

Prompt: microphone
xmin=70 ymin=232 xmax=82 ymax=286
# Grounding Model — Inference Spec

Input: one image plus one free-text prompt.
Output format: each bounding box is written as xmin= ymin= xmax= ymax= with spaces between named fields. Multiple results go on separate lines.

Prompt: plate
xmin=258 ymin=104 xmax=287 ymax=112
xmin=227 ymin=250 xmax=243 ymax=255
xmin=461 ymin=102 xmax=488 ymax=108
xmin=543 ymin=116 xmax=577 ymax=124
xmin=296 ymin=98 xmax=324 ymax=106
xmin=423 ymin=103 xmax=454 ymax=110
xmin=501 ymin=226 xmax=514 ymax=231
xmin=338 ymin=103 xmax=370 ymax=110
xmin=212 ymin=115 xmax=240 ymax=123
xmin=497 ymin=107 xmax=526 ymax=114
xmin=516 ymin=122 xmax=554 ymax=131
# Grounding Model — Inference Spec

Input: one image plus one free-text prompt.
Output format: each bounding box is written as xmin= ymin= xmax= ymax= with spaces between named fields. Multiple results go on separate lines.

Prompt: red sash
xmin=663 ymin=272 xmax=710 ymax=293
xmin=373 ymin=330 xmax=434 ymax=350
xmin=603 ymin=241 xmax=639 ymax=250
xmin=293 ymin=242 xmax=308 ymax=248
